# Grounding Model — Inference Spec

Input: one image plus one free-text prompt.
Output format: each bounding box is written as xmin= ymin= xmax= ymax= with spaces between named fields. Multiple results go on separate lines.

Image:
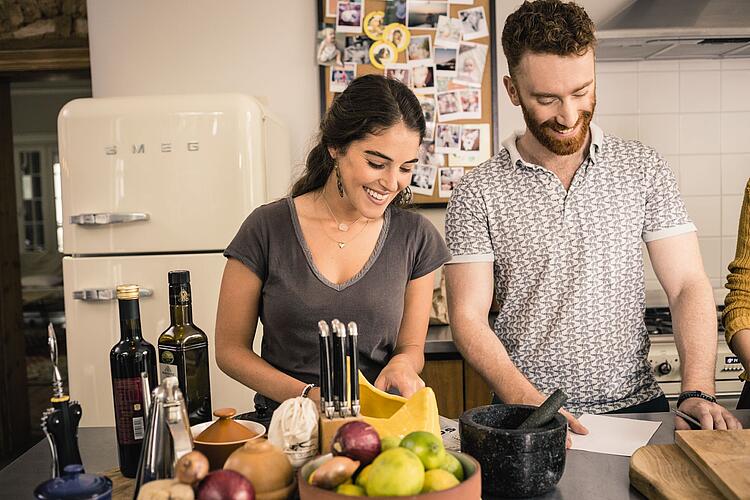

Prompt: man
xmin=444 ymin=0 xmax=742 ymax=433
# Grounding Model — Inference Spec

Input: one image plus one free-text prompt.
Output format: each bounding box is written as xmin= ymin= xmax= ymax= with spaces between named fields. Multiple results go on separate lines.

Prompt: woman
xmin=215 ymin=75 xmax=451 ymax=418
xmin=723 ymin=178 xmax=750 ymax=409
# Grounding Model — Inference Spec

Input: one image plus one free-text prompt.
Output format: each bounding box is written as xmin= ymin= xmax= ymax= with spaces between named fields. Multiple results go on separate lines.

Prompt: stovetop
xmin=645 ymin=306 xmax=724 ymax=336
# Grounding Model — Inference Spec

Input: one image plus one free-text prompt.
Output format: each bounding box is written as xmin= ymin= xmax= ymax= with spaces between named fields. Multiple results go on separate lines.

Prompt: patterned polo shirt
xmin=445 ymin=122 xmax=696 ymax=414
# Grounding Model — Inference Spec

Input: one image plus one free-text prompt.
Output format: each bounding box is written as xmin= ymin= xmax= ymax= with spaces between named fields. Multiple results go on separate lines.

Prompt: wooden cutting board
xmin=675 ymin=429 xmax=750 ymax=500
xmin=630 ymin=444 xmax=723 ymax=500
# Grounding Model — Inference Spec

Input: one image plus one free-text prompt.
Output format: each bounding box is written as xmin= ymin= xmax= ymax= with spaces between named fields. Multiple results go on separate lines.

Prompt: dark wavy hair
xmin=291 ymin=74 xmax=426 ymax=207
xmin=502 ymin=0 xmax=596 ymax=77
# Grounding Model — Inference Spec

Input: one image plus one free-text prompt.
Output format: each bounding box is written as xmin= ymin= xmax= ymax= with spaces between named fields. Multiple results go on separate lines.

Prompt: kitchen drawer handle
xmin=72 ymin=288 xmax=153 ymax=301
xmin=69 ymin=212 xmax=150 ymax=225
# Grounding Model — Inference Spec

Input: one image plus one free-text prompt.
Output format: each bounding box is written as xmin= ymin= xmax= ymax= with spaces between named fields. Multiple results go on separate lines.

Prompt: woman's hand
xmin=374 ymin=356 xmax=425 ymax=398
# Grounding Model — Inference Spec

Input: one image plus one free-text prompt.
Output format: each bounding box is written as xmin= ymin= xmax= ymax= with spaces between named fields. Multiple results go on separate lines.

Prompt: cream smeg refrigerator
xmin=58 ymin=94 xmax=290 ymax=427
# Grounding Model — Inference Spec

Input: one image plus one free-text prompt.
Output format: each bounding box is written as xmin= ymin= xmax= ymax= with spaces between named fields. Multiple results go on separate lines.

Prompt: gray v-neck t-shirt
xmin=224 ymin=197 xmax=450 ymax=389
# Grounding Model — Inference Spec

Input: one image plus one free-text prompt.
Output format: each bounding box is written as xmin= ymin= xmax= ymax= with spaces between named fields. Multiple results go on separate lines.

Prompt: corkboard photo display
xmin=318 ymin=0 xmax=498 ymax=206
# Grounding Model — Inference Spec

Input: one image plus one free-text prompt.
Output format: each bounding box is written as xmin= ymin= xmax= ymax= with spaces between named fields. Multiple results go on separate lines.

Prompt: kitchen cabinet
xmin=421 ymin=357 xmax=493 ymax=419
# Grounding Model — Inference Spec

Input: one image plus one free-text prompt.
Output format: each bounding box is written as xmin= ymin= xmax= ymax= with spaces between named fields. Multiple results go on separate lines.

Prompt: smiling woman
xmin=214 ymin=75 xmax=450 ymax=422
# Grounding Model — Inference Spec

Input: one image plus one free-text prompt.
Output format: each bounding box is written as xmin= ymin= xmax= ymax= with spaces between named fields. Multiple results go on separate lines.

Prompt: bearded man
xmin=444 ymin=0 xmax=742 ymax=439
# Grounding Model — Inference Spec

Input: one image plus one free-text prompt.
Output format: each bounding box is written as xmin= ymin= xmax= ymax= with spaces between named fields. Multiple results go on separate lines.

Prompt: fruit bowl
xmin=297 ymin=451 xmax=481 ymax=499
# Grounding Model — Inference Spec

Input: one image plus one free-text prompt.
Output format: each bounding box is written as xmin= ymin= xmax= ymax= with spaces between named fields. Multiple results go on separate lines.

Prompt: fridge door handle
xmin=72 ymin=288 xmax=154 ymax=301
xmin=69 ymin=212 xmax=150 ymax=225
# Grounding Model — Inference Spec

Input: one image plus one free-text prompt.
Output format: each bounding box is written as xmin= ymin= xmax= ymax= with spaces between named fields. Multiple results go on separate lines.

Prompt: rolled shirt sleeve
xmin=642 ymin=151 xmax=696 ymax=242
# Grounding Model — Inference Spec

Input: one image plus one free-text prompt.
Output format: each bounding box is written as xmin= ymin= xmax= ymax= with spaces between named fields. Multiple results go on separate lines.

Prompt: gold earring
xmin=334 ymin=164 xmax=344 ymax=197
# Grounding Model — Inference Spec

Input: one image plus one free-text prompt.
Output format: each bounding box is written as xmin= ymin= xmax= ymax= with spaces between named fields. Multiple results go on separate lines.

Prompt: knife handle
xmin=332 ymin=320 xmax=349 ymax=417
xmin=331 ymin=319 xmax=344 ymax=415
xmin=347 ymin=322 xmax=360 ymax=416
xmin=318 ymin=321 xmax=334 ymax=418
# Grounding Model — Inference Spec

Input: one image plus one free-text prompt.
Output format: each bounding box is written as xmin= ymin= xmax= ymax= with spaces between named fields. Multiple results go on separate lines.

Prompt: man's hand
xmin=676 ymin=398 xmax=743 ymax=430
xmin=519 ymin=391 xmax=588 ymax=447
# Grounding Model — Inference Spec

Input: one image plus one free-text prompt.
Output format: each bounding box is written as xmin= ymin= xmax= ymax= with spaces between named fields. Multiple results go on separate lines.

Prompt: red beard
xmin=521 ymin=99 xmax=596 ymax=156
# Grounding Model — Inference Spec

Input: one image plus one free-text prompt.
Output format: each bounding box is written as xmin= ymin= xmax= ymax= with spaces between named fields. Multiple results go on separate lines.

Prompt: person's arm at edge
xmin=214 ymin=258 xmax=321 ymax=405
xmin=647 ymin=232 xmax=742 ymax=429
xmin=374 ymin=271 xmax=437 ymax=398
xmin=444 ymin=261 xmax=587 ymax=441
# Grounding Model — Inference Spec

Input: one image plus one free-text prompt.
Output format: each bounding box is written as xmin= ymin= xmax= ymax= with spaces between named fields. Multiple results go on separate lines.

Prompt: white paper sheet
xmin=569 ymin=414 xmax=662 ymax=456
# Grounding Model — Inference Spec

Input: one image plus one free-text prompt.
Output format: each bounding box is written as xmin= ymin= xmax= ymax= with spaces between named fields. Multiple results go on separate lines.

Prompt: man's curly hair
xmin=502 ymin=0 xmax=596 ymax=77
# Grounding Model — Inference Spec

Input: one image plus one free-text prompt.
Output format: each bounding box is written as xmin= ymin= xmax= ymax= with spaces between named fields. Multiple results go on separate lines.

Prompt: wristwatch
xmin=677 ymin=390 xmax=717 ymax=408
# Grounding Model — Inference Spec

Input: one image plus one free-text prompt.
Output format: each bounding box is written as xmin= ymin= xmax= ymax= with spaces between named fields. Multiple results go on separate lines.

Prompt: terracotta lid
xmin=195 ymin=408 xmax=258 ymax=443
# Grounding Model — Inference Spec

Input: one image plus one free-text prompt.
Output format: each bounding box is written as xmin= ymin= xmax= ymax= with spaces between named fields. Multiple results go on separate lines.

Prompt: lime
xmin=366 ymin=448 xmax=425 ymax=496
xmin=421 ymin=469 xmax=460 ymax=492
xmin=336 ymin=483 xmax=366 ymax=496
xmin=399 ymin=431 xmax=446 ymax=470
xmin=380 ymin=435 xmax=401 ymax=451
xmin=438 ymin=452 xmax=465 ymax=481
xmin=355 ymin=463 xmax=373 ymax=488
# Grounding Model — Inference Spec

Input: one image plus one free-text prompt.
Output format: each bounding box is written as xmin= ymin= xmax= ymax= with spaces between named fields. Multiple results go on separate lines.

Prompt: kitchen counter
xmin=3 ymin=410 xmax=749 ymax=499
xmin=425 ymin=322 xmax=459 ymax=355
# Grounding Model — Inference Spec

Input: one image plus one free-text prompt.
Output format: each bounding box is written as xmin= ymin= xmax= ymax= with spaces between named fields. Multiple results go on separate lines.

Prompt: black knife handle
xmin=318 ymin=321 xmax=334 ymax=417
xmin=347 ymin=322 xmax=360 ymax=416
xmin=331 ymin=319 xmax=344 ymax=414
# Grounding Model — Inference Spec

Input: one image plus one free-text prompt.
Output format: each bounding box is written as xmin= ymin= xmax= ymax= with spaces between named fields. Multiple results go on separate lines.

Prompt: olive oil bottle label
xmin=159 ymin=349 xmax=178 ymax=380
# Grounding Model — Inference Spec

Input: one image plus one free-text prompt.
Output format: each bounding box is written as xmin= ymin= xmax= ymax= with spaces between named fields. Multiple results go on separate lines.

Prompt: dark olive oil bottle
xmin=157 ymin=270 xmax=212 ymax=425
xmin=110 ymin=285 xmax=158 ymax=478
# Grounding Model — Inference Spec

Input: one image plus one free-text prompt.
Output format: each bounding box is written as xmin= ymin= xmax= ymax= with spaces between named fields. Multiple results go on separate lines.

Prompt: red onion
xmin=331 ymin=421 xmax=382 ymax=466
xmin=197 ymin=470 xmax=255 ymax=500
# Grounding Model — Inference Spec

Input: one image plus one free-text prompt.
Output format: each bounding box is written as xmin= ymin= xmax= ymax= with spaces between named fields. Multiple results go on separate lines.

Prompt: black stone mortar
xmin=459 ymin=404 xmax=567 ymax=498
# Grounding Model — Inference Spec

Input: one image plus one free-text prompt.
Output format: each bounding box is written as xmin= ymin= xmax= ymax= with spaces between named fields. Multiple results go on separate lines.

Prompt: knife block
xmin=318 ymin=416 xmax=364 ymax=454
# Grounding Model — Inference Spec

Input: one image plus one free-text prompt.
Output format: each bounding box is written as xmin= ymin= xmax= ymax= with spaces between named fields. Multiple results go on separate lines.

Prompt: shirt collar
xmin=502 ymin=121 xmax=604 ymax=169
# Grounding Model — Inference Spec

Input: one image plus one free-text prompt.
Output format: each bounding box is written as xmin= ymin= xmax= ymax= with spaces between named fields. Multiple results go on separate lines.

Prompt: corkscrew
xmin=41 ymin=323 xmax=83 ymax=477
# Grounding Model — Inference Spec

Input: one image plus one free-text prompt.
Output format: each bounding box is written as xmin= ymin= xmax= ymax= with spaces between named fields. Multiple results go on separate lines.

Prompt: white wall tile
xmin=645 ymin=279 xmax=662 ymax=291
xmin=721 ymin=59 xmax=750 ymax=71
xmin=684 ymin=196 xmax=722 ymax=237
xmin=639 ymin=114 xmax=680 ymax=154
xmin=723 ymin=195 xmax=744 ymax=236
xmin=679 ymin=113 xmax=721 ymax=154
xmin=639 ymin=72 xmax=679 ymax=113
xmin=680 ymin=60 xmax=721 ymax=71
xmin=722 ymin=237 xmax=738 ymax=275
xmin=710 ymin=278 xmax=722 ymax=289
xmin=680 ymin=155 xmax=720 ymax=196
xmin=721 ymin=155 xmax=750 ymax=194
xmin=594 ymin=114 xmax=638 ymax=141
xmin=721 ymin=71 xmax=750 ymax=112
xmin=642 ymin=244 xmax=657 ymax=281
xmin=595 ymin=72 xmax=638 ymax=114
xmin=679 ymin=71 xmax=720 ymax=113
xmin=699 ymin=237 xmax=722 ymax=279
xmin=721 ymin=113 xmax=750 ymax=154
xmin=638 ymin=60 xmax=679 ymax=72
xmin=596 ymin=61 xmax=638 ymax=73
xmin=664 ymin=155 xmax=680 ymax=183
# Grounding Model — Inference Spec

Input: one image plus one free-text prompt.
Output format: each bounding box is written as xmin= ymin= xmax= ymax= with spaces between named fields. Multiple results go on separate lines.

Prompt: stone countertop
xmin=425 ymin=322 xmax=459 ymax=355
xmin=4 ymin=411 xmax=749 ymax=499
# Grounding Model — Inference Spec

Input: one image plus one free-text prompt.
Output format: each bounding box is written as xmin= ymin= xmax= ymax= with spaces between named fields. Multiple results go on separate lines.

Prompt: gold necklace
xmin=319 ymin=217 xmax=370 ymax=249
xmin=322 ymin=187 xmax=363 ymax=232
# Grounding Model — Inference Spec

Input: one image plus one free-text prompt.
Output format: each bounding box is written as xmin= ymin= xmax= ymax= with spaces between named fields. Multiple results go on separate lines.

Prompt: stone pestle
xmin=516 ymin=389 xmax=568 ymax=430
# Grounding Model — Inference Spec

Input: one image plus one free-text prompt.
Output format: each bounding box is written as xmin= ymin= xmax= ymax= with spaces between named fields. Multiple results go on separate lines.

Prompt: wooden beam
xmin=0 ymin=80 xmax=30 ymax=458
xmin=0 ymin=48 xmax=90 ymax=73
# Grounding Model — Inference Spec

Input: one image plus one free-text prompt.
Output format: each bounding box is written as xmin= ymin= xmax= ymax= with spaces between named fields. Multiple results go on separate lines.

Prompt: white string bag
xmin=268 ymin=396 xmax=319 ymax=468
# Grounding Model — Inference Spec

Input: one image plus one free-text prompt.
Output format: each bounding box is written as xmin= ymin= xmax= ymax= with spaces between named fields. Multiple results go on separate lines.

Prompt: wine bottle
xmin=158 ymin=270 xmax=212 ymax=425
xmin=110 ymin=284 xmax=158 ymax=478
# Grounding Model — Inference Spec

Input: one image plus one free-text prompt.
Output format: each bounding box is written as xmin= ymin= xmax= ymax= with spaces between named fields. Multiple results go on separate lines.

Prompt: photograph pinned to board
xmin=330 ymin=63 xmax=357 ymax=92
xmin=436 ymin=90 xmax=462 ymax=121
xmin=418 ymin=140 xmax=444 ymax=166
xmin=364 ymin=10 xmax=385 ymax=40
xmin=344 ymin=35 xmax=372 ymax=64
xmin=449 ymin=123 xmax=491 ymax=166
xmin=369 ymin=40 xmax=398 ymax=69
xmin=435 ymin=123 xmax=461 ymax=154
xmin=383 ymin=22 xmax=410 ymax=52
xmin=384 ymin=62 xmax=412 ymax=87
xmin=435 ymin=16 xmax=463 ymax=49
xmin=411 ymin=62 xmax=436 ymax=94
xmin=439 ymin=167 xmax=465 ymax=198
xmin=455 ymin=41 xmax=487 ymax=87
xmin=417 ymin=94 xmax=436 ymax=123
xmin=450 ymin=0 xmax=475 ymax=4
xmin=435 ymin=47 xmax=457 ymax=74
xmin=326 ymin=0 xmax=339 ymax=17
xmin=410 ymin=164 xmax=438 ymax=196
xmin=317 ymin=26 xmax=343 ymax=66
xmin=384 ymin=0 xmax=407 ymax=24
xmin=458 ymin=88 xmax=481 ymax=119
xmin=458 ymin=6 xmax=489 ymax=41
xmin=407 ymin=0 xmax=449 ymax=30
xmin=435 ymin=73 xmax=460 ymax=92
xmin=337 ymin=1 xmax=364 ymax=34
xmin=407 ymin=34 xmax=433 ymax=62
